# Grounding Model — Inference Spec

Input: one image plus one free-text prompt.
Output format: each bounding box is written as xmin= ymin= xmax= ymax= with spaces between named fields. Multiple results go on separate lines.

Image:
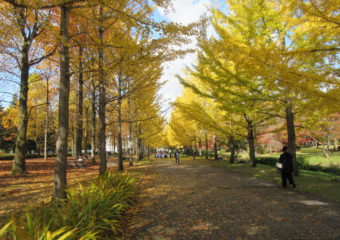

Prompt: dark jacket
xmin=279 ymin=152 xmax=294 ymax=172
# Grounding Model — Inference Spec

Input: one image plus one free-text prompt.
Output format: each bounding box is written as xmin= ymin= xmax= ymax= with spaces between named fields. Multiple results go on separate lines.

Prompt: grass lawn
xmin=208 ymin=159 xmax=340 ymax=202
xmin=297 ymin=153 xmax=340 ymax=167
xmin=219 ymin=150 xmax=340 ymax=168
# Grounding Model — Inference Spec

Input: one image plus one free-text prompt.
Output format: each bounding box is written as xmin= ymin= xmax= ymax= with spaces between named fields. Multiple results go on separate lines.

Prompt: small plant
xmin=0 ymin=172 xmax=136 ymax=240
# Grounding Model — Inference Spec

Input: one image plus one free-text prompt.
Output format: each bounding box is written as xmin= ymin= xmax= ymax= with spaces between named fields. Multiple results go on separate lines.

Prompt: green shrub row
xmin=256 ymin=157 xmax=340 ymax=176
xmin=0 ymin=172 xmax=136 ymax=240
xmin=300 ymin=148 xmax=325 ymax=154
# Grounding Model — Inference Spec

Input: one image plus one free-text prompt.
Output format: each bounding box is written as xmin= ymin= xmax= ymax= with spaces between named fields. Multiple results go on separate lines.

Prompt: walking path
xmin=125 ymin=159 xmax=340 ymax=240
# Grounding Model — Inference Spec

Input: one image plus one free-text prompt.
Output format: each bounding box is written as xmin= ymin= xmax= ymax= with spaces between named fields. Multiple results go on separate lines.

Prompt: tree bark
xmin=229 ymin=136 xmax=235 ymax=163
xmin=205 ymin=132 xmax=208 ymax=160
xmin=247 ymin=123 xmax=256 ymax=167
xmin=90 ymin=84 xmax=96 ymax=163
xmin=113 ymin=133 xmax=116 ymax=153
xmin=193 ymin=138 xmax=197 ymax=160
xmin=98 ymin=5 xmax=107 ymax=175
xmin=44 ymin=77 xmax=49 ymax=160
xmin=213 ymin=134 xmax=218 ymax=160
xmin=75 ymin=46 xmax=83 ymax=158
xmin=245 ymin=115 xmax=256 ymax=167
xmin=12 ymin=42 xmax=30 ymax=174
xmin=84 ymin=107 xmax=89 ymax=154
xmin=128 ymin=122 xmax=133 ymax=166
xmin=138 ymin=139 xmax=143 ymax=160
xmin=285 ymin=104 xmax=298 ymax=176
xmin=198 ymin=137 xmax=202 ymax=158
xmin=138 ymin=124 xmax=143 ymax=160
xmin=117 ymin=74 xmax=123 ymax=171
xmin=135 ymin=135 xmax=139 ymax=162
xmin=54 ymin=5 xmax=70 ymax=200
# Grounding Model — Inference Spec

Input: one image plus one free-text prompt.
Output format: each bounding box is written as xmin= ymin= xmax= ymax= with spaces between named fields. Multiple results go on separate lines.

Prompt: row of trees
xmin=167 ymin=0 xmax=339 ymax=175
xmin=0 ymin=0 xmax=198 ymax=199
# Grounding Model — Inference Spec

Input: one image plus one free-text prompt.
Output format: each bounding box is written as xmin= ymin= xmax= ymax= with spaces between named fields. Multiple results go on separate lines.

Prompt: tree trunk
xmin=285 ymin=104 xmax=298 ymax=176
xmin=91 ymin=84 xmax=96 ymax=164
xmin=213 ymin=134 xmax=218 ymax=160
xmin=123 ymin=135 xmax=127 ymax=156
xmin=138 ymin=139 xmax=143 ymax=160
xmin=44 ymin=77 xmax=49 ymax=160
xmin=117 ymin=74 xmax=123 ymax=171
xmin=98 ymin=5 xmax=107 ymax=175
xmin=113 ymin=133 xmax=116 ymax=153
xmin=84 ymin=107 xmax=89 ymax=154
xmin=138 ymin=124 xmax=143 ymax=160
xmin=12 ymin=42 xmax=30 ymax=174
xmin=75 ymin=46 xmax=83 ymax=158
xmin=135 ymin=136 xmax=139 ymax=162
xmin=128 ymin=122 xmax=133 ymax=166
xmin=245 ymin=116 xmax=256 ymax=167
xmin=72 ymin=124 xmax=76 ymax=157
xmin=193 ymin=138 xmax=197 ymax=160
xmin=205 ymin=132 xmax=208 ymax=160
xmin=54 ymin=5 xmax=70 ymax=200
xmin=229 ymin=136 xmax=235 ymax=163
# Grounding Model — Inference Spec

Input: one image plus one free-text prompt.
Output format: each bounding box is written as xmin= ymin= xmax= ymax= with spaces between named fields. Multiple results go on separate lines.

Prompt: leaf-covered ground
xmin=0 ymin=157 xmax=116 ymax=218
xmin=124 ymin=158 xmax=340 ymax=240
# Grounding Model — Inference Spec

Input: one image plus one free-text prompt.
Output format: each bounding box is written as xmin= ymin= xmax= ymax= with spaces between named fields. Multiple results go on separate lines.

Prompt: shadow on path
xmin=125 ymin=159 xmax=340 ymax=240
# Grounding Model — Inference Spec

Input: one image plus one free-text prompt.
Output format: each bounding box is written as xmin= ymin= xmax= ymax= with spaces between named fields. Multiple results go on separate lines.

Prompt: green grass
xmin=259 ymin=152 xmax=340 ymax=168
xmin=218 ymin=149 xmax=340 ymax=168
xmin=299 ymin=153 xmax=340 ymax=167
xmin=206 ymin=159 xmax=340 ymax=202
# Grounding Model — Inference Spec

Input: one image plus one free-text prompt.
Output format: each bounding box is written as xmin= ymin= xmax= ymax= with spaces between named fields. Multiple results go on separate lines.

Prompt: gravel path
xmin=125 ymin=159 xmax=340 ymax=240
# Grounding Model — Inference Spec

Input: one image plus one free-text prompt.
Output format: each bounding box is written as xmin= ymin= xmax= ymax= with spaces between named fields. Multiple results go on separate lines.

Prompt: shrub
xmin=0 ymin=173 xmax=136 ymax=240
xmin=300 ymin=148 xmax=324 ymax=154
xmin=256 ymin=157 xmax=277 ymax=166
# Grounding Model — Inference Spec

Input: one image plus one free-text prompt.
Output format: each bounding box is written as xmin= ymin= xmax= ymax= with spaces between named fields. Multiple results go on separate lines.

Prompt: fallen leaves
xmin=0 ymin=157 xmax=117 ymax=217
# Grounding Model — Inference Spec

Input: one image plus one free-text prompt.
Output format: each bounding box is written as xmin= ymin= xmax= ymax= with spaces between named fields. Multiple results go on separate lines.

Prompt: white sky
xmin=0 ymin=0 xmax=222 ymax=115
xmin=157 ymin=0 xmax=216 ymax=120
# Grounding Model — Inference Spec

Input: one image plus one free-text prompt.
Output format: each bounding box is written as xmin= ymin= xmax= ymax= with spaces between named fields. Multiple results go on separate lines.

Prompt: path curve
xmin=125 ymin=159 xmax=340 ymax=240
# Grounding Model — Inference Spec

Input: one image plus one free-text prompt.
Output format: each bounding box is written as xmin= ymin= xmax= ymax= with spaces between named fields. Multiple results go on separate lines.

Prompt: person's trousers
xmin=281 ymin=169 xmax=295 ymax=187
xmin=175 ymin=158 xmax=179 ymax=164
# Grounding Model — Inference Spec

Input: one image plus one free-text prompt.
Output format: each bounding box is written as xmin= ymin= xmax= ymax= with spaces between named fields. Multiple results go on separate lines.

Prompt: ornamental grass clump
xmin=0 ymin=172 xmax=136 ymax=240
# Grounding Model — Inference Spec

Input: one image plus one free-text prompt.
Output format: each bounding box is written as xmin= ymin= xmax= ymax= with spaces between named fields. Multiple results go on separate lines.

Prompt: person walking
xmin=174 ymin=150 xmax=180 ymax=165
xmin=278 ymin=146 xmax=296 ymax=188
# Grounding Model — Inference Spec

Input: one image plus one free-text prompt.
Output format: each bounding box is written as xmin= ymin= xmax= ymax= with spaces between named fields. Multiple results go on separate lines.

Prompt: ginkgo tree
xmin=0 ymin=2 xmax=55 ymax=174
xmin=1 ymin=0 xmax=200 ymax=200
xmin=175 ymin=0 xmax=338 ymax=174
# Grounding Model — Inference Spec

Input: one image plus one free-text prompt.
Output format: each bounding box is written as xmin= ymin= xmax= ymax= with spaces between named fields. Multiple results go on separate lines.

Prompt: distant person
xmin=169 ymin=150 xmax=172 ymax=158
xmin=174 ymin=150 xmax=180 ymax=165
xmin=76 ymin=155 xmax=85 ymax=168
xmin=278 ymin=146 xmax=296 ymax=188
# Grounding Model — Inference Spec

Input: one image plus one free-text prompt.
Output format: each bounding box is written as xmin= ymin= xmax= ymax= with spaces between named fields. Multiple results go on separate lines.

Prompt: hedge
xmin=300 ymin=148 xmax=327 ymax=154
